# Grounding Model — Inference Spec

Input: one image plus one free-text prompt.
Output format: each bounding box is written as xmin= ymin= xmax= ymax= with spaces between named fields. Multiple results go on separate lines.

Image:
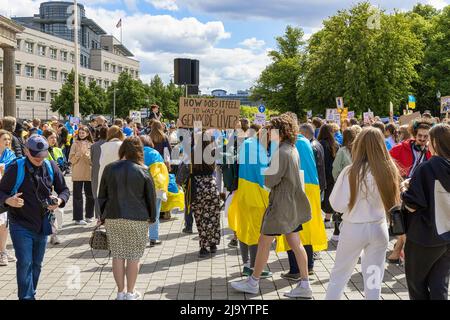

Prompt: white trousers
xmin=325 ymin=219 xmax=389 ymax=300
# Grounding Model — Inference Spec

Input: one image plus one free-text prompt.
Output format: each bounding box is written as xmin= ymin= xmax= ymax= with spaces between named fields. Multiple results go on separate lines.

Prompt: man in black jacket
xmin=2 ymin=117 xmax=23 ymax=157
xmin=0 ymin=135 xmax=70 ymax=300
xmin=300 ymin=124 xmax=326 ymax=193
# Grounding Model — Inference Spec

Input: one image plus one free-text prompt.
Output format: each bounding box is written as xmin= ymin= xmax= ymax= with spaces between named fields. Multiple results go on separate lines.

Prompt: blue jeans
xmin=287 ymin=245 xmax=314 ymax=274
xmin=9 ymin=223 xmax=48 ymax=300
xmin=149 ymin=198 xmax=162 ymax=241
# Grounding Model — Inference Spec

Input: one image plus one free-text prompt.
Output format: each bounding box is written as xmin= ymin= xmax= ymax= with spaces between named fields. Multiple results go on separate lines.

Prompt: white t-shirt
xmin=330 ymin=166 xmax=386 ymax=223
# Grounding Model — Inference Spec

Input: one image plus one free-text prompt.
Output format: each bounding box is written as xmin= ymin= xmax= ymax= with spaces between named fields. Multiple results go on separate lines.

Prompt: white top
xmin=97 ymin=139 xmax=123 ymax=195
xmin=330 ymin=165 xmax=386 ymax=223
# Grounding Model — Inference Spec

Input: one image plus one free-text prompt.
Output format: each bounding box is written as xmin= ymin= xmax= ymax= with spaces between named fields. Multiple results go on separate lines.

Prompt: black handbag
xmin=388 ymin=205 xmax=406 ymax=236
xmin=89 ymin=224 xmax=111 ymax=283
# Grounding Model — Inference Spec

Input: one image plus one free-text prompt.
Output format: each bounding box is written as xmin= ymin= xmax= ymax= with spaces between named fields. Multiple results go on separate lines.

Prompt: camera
xmin=40 ymin=197 xmax=59 ymax=210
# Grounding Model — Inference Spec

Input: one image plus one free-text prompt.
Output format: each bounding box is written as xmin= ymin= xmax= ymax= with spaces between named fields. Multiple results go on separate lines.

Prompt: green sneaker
xmin=242 ymin=266 xmax=253 ymax=277
xmin=260 ymin=270 xmax=273 ymax=279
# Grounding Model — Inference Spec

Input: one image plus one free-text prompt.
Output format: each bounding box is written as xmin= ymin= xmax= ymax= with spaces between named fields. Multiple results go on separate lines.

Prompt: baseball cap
xmin=26 ymin=135 xmax=49 ymax=158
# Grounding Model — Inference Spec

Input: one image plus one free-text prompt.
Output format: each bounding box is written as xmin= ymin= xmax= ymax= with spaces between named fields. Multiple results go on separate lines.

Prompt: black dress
xmin=320 ymin=139 xmax=338 ymax=213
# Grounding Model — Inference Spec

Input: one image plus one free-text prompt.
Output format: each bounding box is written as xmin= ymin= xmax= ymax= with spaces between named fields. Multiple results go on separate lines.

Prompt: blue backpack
xmin=11 ymin=158 xmax=54 ymax=195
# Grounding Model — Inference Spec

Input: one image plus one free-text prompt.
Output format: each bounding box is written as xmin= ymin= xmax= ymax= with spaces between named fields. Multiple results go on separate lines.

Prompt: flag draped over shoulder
xmin=143 ymin=146 xmax=169 ymax=199
xmin=161 ymin=174 xmax=185 ymax=212
xmin=228 ymin=137 xmax=270 ymax=246
xmin=276 ymin=134 xmax=328 ymax=253
xmin=0 ymin=148 xmax=16 ymax=169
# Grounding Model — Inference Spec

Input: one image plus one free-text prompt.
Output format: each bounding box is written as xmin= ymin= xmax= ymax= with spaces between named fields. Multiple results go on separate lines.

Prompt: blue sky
xmin=2 ymin=0 xmax=449 ymax=93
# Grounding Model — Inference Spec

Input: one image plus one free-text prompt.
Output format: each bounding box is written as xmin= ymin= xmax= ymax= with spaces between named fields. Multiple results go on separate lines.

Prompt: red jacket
xmin=389 ymin=139 xmax=432 ymax=177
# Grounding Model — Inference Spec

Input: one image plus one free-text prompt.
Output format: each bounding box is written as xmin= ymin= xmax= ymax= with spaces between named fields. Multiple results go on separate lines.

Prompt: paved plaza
xmin=0 ymin=178 xmax=417 ymax=300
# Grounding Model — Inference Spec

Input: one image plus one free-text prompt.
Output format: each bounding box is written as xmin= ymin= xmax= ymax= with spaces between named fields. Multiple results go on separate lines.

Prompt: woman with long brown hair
xmin=69 ymin=126 xmax=95 ymax=225
xmin=149 ymin=120 xmax=172 ymax=168
xmin=326 ymin=127 xmax=401 ymax=300
xmin=318 ymin=123 xmax=340 ymax=228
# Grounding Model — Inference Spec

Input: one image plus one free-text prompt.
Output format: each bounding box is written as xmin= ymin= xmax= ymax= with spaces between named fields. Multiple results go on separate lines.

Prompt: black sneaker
xmin=198 ymin=248 xmax=210 ymax=258
xmin=210 ymin=244 xmax=217 ymax=253
xmin=281 ymin=272 xmax=301 ymax=281
xmin=182 ymin=228 xmax=193 ymax=234
xmin=150 ymin=240 xmax=162 ymax=247
xmin=228 ymin=239 xmax=238 ymax=248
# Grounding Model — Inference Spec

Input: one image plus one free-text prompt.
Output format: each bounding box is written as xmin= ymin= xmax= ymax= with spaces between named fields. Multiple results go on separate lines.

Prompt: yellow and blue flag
xmin=276 ymin=134 xmax=328 ymax=253
xmin=161 ymin=174 xmax=185 ymax=212
xmin=144 ymin=146 xmax=169 ymax=196
xmin=228 ymin=137 xmax=270 ymax=246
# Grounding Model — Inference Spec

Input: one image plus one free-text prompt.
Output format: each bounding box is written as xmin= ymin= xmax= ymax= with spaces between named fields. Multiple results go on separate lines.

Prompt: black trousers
xmin=72 ymin=181 xmax=95 ymax=221
xmin=287 ymin=245 xmax=314 ymax=273
xmin=405 ymin=239 xmax=450 ymax=300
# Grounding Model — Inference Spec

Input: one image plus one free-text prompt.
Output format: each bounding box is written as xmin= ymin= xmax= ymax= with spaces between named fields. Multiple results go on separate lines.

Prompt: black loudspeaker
xmin=174 ymin=58 xmax=192 ymax=85
xmin=190 ymin=60 xmax=199 ymax=86
xmin=187 ymin=85 xmax=199 ymax=95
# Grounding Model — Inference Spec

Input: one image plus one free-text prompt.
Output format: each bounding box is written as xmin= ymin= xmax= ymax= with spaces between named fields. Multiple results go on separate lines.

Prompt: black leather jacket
xmin=98 ymin=160 xmax=156 ymax=222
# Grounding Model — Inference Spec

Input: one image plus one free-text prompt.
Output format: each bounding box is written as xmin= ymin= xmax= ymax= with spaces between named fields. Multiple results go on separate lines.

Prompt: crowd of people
xmin=0 ymin=105 xmax=448 ymax=301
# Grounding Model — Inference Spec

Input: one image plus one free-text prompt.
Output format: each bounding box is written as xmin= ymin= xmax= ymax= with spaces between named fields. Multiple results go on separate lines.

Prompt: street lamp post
xmin=73 ymin=0 xmax=80 ymax=118
xmin=113 ymin=87 xmax=116 ymax=121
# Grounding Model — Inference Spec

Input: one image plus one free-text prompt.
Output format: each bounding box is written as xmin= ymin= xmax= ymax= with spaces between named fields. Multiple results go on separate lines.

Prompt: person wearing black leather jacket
xmin=98 ymin=137 xmax=156 ymax=300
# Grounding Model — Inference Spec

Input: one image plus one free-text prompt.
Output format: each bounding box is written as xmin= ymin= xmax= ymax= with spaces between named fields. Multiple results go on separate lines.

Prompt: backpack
xmin=11 ymin=157 xmax=54 ymax=195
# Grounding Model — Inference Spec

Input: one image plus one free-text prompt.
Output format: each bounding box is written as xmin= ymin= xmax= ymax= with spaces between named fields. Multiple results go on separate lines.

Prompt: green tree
xmin=107 ymin=72 xmax=147 ymax=118
xmin=298 ymin=2 xmax=424 ymax=116
xmin=251 ymin=26 xmax=307 ymax=115
xmin=87 ymin=80 xmax=107 ymax=115
xmin=50 ymin=71 xmax=94 ymax=117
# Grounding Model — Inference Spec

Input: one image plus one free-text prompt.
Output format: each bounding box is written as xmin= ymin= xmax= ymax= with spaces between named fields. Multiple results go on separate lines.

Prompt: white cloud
xmin=240 ymin=37 xmax=266 ymax=50
xmin=147 ymin=0 xmax=179 ymax=11
xmin=427 ymin=0 xmax=448 ymax=9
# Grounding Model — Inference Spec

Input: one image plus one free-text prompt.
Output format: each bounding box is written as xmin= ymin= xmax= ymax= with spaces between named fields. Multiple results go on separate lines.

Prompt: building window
xmin=104 ymin=62 xmax=109 ymax=71
xmin=80 ymin=76 xmax=86 ymax=84
xmin=0 ymin=87 xmax=2 ymax=99
xmin=15 ymin=64 xmax=21 ymax=76
xmin=39 ymin=91 xmax=46 ymax=102
xmin=118 ymin=66 xmax=123 ymax=73
xmin=25 ymin=42 xmax=34 ymax=54
xmin=135 ymin=71 xmax=139 ymax=78
xmin=97 ymin=79 xmax=102 ymax=86
xmin=50 ymin=48 xmax=57 ymax=59
xmin=38 ymin=45 xmax=46 ymax=56
xmin=38 ymin=68 xmax=46 ymax=79
xmin=50 ymin=92 xmax=57 ymax=102
xmin=50 ymin=70 xmax=58 ymax=81
xmin=16 ymin=88 xmax=21 ymax=100
xmin=26 ymin=89 xmax=35 ymax=101
xmin=16 ymin=39 xmax=21 ymax=50
xmin=61 ymin=72 xmax=68 ymax=82
xmin=111 ymin=65 xmax=116 ymax=73
xmin=70 ymin=53 xmax=75 ymax=63
xmin=0 ymin=61 xmax=2 ymax=72
xmin=104 ymin=80 xmax=109 ymax=89
xmin=61 ymin=51 xmax=68 ymax=61
xmin=25 ymin=65 xmax=34 ymax=77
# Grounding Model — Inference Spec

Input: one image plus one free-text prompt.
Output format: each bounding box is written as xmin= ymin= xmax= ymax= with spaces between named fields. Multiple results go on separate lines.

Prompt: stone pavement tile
xmin=194 ymin=295 xmax=212 ymax=300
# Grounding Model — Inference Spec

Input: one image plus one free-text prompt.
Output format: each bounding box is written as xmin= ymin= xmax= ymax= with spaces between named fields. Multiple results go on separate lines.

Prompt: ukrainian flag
xmin=144 ymin=146 xmax=169 ymax=200
xmin=161 ymin=174 xmax=185 ymax=212
xmin=408 ymin=95 xmax=416 ymax=110
xmin=228 ymin=137 xmax=270 ymax=246
xmin=276 ymin=134 xmax=328 ymax=253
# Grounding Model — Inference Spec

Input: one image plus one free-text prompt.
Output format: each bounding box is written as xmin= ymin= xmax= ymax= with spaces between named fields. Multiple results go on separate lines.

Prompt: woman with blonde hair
xmin=326 ymin=127 xmax=401 ymax=300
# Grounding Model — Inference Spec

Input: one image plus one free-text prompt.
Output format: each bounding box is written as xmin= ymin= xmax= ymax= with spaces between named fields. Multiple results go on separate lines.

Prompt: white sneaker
xmin=313 ymin=252 xmax=322 ymax=260
xmin=324 ymin=221 xmax=333 ymax=229
xmin=116 ymin=292 xmax=126 ymax=300
xmin=230 ymin=278 xmax=259 ymax=295
xmin=85 ymin=218 xmax=94 ymax=223
xmin=284 ymin=284 xmax=313 ymax=299
xmin=50 ymin=235 xmax=61 ymax=245
xmin=75 ymin=220 xmax=88 ymax=225
xmin=125 ymin=291 xmax=142 ymax=300
xmin=331 ymin=235 xmax=340 ymax=242
xmin=0 ymin=252 xmax=8 ymax=266
xmin=5 ymin=251 xmax=16 ymax=262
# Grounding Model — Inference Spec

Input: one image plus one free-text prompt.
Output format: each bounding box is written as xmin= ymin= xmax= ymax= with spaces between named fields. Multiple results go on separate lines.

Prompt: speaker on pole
xmin=174 ymin=58 xmax=192 ymax=85
xmin=190 ymin=60 xmax=199 ymax=86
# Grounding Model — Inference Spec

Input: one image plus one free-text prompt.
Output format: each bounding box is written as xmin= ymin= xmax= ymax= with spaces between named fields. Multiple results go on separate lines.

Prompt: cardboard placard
xmin=363 ymin=112 xmax=374 ymax=123
xmin=69 ymin=116 xmax=80 ymax=125
xmin=441 ymin=96 xmax=450 ymax=114
xmin=129 ymin=110 xmax=141 ymax=123
xmin=326 ymin=109 xmax=337 ymax=121
xmin=307 ymin=110 xmax=313 ymax=119
xmin=179 ymin=97 xmax=240 ymax=129
xmin=347 ymin=111 xmax=355 ymax=119
xmin=399 ymin=111 xmax=421 ymax=126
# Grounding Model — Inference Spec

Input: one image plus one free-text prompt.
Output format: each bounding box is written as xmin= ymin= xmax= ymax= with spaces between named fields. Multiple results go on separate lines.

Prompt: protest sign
xmin=254 ymin=113 xmax=267 ymax=126
xmin=347 ymin=111 xmax=355 ymax=119
xmin=307 ymin=110 xmax=313 ymax=119
xmin=129 ymin=110 xmax=141 ymax=123
xmin=326 ymin=109 xmax=337 ymax=121
xmin=179 ymin=97 xmax=240 ymax=129
xmin=69 ymin=116 xmax=80 ymax=125
xmin=399 ymin=111 xmax=421 ymax=126
xmin=441 ymin=96 xmax=450 ymax=114
xmin=336 ymin=97 xmax=344 ymax=109
xmin=363 ymin=112 xmax=374 ymax=123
